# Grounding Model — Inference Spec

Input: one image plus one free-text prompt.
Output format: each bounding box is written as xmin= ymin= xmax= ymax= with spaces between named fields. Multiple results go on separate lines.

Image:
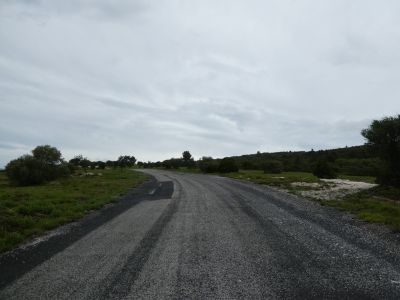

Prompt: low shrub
xmin=6 ymin=155 xmax=47 ymax=185
xmin=312 ymin=160 xmax=338 ymax=179
xmin=218 ymin=158 xmax=239 ymax=173
xmin=262 ymin=160 xmax=283 ymax=174
xmin=198 ymin=157 xmax=219 ymax=173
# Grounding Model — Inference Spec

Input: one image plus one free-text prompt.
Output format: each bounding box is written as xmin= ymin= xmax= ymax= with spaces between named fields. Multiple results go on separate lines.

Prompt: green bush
xmin=198 ymin=157 xmax=219 ymax=173
xmin=162 ymin=158 xmax=182 ymax=169
xmin=6 ymin=155 xmax=47 ymax=185
xmin=240 ymin=161 xmax=257 ymax=170
xmin=5 ymin=145 xmax=70 ymax=186
xmin=312 ymin=160 xmax=338 ymax=179
xmin=218 ymin=158 xmax=239 ymax=173
xmin=262 ymin=160 xmax=283 ymax=174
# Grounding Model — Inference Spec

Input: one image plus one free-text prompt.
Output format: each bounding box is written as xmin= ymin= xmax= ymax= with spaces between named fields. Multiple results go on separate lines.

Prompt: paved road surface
xmin=1 ymin=169 xmax=400 ymax=299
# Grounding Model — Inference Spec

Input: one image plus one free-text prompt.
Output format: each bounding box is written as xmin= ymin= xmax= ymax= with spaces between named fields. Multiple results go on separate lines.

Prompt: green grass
xmin=219 ymin=170 xmax=320 ymax=189
xmin=0 ymin=169 xmax=147 ymax=253
xmin=338 ymin=174 xmax=376 ymax=184
xmin=167 ymin=167 xmax=400 ymax=229
xmin=322 ymin=186 xmax=400 ymax=231
xmin=224 ymin=170 xmax=400 ymax=230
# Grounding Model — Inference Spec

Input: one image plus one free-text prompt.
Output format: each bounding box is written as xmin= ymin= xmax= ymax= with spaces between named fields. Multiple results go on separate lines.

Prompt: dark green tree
xmin=218 ymin=158 xmax=239 ymax=173
xmin=117 ymin=156 xmax=136 ymax=168
xmin=362 ymin=115 xmax=400 ymax=186
xmin=182 ymin=151 xmax=192 ymax=162
xmin=32 ymin=145 xmax=62 ymax=164
xmin=182 ymin=151 xmax=195 ymax=168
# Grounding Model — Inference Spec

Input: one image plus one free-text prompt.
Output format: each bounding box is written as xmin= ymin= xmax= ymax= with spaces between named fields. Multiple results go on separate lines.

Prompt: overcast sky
xmin=1 ymin=0 xmax=399 ymax=166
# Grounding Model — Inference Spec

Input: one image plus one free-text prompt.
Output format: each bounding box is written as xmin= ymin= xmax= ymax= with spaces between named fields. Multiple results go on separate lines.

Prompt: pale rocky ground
xmin=291 ymin=179 xmax=378 ymax=201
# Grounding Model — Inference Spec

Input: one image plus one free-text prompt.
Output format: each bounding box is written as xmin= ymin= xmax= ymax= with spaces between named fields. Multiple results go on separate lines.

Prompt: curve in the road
xmin=1 ymin=169 xmax=400 ymax=299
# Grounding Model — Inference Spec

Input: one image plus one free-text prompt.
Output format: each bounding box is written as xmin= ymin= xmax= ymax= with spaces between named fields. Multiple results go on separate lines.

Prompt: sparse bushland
xmin=2 ymin=148 xmax=144 ymax=253
xmin=0 ymin=168 xmax=147 ymax=253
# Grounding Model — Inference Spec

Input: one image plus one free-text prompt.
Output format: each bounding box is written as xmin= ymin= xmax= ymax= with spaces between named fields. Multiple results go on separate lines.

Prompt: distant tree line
xmin=5 ymin=115 xmax=400 ymax=187
xmin=138 ymin=115 xmax=400 ymax=186
xmin=143 ymin=146 xmax=378 ymax=178
xmin=5 ymin=146 xmax=137 ymax=186
xmin=68 ymin=155 xmax=136 ymax=171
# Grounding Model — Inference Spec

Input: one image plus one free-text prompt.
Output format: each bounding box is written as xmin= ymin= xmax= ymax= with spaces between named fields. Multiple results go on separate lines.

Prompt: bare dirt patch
xmin=292 ymin=179 xmax=378 ymax=200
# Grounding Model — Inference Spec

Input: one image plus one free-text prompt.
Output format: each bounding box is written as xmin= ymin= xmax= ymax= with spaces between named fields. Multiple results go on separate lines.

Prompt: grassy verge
xmin=0 ymin=169 xmax=147 ymax=253
xmin=169 ymin=167 xmax=400 ymax=230
xmin=223 ymin=170 xmax=400 ymax=231
xmin=338 ymin=174 xmax=376 ymax=184
xmin=162 ymin=167 xmax=400 ymax=230
xmin=221 ymin=170 xmax=320 ymax=190
xmin=322 ymin=186 xmax=400 ymax=231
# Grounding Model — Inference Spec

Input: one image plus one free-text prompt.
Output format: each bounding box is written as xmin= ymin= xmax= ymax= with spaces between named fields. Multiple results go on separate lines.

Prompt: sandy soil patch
xmin=292 ymin=179 xmax=377 ymax=201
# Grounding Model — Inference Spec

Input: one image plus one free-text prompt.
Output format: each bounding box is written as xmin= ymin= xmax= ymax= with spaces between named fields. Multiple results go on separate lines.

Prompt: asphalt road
xmin=1 ymin=169 xmax=400 ymax=299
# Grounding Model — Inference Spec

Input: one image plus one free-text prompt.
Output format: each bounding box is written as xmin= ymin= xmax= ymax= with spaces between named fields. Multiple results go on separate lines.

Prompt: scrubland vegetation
xmin=150 ymin=115 xmax=400 ymax=230
xmin=1 ymin=147 xmax=147 ymax=253
xmin=0 ymin=115 xmax=399 ymax=252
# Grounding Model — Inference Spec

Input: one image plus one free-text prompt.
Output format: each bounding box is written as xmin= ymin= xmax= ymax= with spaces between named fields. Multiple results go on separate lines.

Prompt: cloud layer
xmin=1 ymin=0 xmax=400 ymax=166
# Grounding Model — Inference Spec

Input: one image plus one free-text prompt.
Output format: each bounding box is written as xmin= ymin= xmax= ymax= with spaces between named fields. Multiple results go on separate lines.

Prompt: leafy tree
xmin=182 ymin=151 xmax=195 ymax=168
xmin=5 ymin=145 xmax=70 ymax=186
xmin=117 ymin=155 xmax=136 ymax=168
xmin=182 ymin=151 xmax=196 ymax=168
xmin=182 ymin=151 xmax=192 ymax=162
xmin=32 ymin=145 xmax=62 ymax=165
xmin=362 ymin=115 xmax=400 ymax=186
xmin=218 ymin=158 xmax=239 ymax=173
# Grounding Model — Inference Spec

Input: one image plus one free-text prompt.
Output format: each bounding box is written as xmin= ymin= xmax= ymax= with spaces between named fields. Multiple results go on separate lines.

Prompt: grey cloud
xmin=1 ymin=0 xmax=399 ymax=167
